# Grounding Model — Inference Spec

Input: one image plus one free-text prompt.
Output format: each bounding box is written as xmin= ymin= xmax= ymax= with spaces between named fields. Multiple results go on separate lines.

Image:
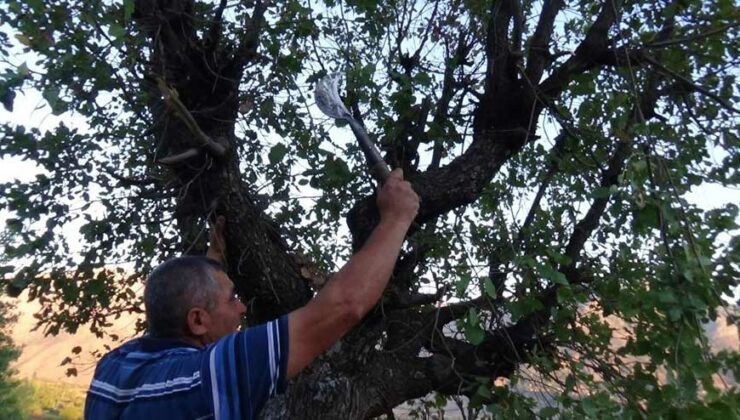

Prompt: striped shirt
xmin=84 ymin=316 xmax=289 ymax=420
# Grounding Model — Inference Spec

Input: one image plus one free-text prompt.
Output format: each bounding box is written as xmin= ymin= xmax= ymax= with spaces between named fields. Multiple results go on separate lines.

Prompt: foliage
xmin=0 ymin=300 xmax=32 ymax=419
xmin=0 ymin=0 xmax=738 ymax=417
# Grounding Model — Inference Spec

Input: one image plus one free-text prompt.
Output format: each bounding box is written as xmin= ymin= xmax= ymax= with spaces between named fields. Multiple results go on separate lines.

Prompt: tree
xmin=1 ymin=0 xmax=738 ymax=418
xmin=0 ymin=231 xmax=31 ymax=418
xmin=0 ymin=300 xmax=31 ymax=419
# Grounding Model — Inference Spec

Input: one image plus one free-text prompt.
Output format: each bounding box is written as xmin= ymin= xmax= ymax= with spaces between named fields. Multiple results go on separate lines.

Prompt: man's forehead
xmin=214 ymin=270 xmax=235 ymax=289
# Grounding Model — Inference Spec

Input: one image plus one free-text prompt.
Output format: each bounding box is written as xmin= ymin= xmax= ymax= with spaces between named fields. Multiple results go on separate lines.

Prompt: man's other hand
xmin=207 ymin=216 xmax=226 ymax=263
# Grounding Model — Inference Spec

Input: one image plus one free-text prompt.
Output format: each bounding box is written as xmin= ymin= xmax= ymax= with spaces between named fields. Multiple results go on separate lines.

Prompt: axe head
xmin=315 ymin=74 xmax=351 ymax=120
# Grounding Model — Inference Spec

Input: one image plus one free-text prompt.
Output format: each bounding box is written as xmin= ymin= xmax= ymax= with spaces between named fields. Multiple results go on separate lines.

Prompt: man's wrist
xmin=377 ymin=215 xmax=414 ymax=233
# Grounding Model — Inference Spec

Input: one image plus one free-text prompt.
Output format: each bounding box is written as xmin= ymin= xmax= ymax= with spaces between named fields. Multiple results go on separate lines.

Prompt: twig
xmin=641 ymin=54 xmax=740 ymax=114
xmin=158 ymin=147 xmax=200 ymax=165
xmin=645 ymin=21 xmax=740 ymax=48
xmin=155 ymin=77 xmax=228 ymax=157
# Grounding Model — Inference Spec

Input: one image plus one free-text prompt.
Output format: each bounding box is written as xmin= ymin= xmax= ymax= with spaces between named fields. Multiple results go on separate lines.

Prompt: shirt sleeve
xmin=202 ymin=315 xmax=289 ymax=420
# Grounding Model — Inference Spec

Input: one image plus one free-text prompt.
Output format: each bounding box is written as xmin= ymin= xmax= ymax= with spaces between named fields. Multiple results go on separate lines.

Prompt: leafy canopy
xmin=0 ymin=0 xmax=738 ymax=417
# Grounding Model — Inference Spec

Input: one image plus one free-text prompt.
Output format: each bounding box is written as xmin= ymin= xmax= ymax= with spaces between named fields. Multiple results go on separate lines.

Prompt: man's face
xmin=202 ymin=270 xmax=247 ymax=343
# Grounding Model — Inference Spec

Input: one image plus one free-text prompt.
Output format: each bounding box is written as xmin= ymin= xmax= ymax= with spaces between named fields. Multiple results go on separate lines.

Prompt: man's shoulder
xmin=95 ymin=336 xmax=204 ymax=377
xmin=90 ymin=336 xmax=207 ymax=400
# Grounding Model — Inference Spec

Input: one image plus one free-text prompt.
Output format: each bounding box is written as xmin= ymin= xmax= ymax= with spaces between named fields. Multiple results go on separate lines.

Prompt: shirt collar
xmin=135 ymin=335 xmax=201 ymax=352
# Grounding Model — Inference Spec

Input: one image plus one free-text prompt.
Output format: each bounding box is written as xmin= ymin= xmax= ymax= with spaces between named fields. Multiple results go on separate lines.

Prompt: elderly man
xmin=84 ymin=170 xmax=419 ymax=419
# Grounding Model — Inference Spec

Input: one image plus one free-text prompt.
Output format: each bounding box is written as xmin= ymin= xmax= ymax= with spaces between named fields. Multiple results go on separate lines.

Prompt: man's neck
xmin=180 ymin=335 xmax=207 ymax=348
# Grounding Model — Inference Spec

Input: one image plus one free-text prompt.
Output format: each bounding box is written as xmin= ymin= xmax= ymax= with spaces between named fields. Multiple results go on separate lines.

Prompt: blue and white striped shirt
xmin=85 ymin=316 xmax=289 ymax=420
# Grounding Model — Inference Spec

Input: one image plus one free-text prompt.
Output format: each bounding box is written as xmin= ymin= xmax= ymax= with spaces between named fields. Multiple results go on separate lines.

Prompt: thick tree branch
xmin=420 ymin=306 xmax=553 ymax=393
xmin=516 ymin=132 xmax=569 ymax=249
xmin=206 ymin=0 xmax=229 ymax=50
xmin=235 ymin=0 xmax=268 ymax=65
xmin=399 ymin=0 xmax=440 ymax=74
xmin=525 ymin=0 xmax=565 ymax=83
xmin=219 ymin=188 xmax=314 ymax=320
xmin=486 ymin=0 xmax=519 ymax=95
xmin=391 ymin=98 xmax=431 ymax=174
xmin=509 ymin=0 xmax=525 ymax=54
xmin=538 ymin=0 xmax=625 ymax=99
xmin=385 ymin=289 xmax=448 ymax=312
xmin=427 ymin=31 xmax=473 ymax=169
xmin=348 ymin=127 xmax=527 ymax=250
xmin=104 ymin=169 xmax=160 ymax=187
xmin=434 ymin=34 xmax=468 ymax=127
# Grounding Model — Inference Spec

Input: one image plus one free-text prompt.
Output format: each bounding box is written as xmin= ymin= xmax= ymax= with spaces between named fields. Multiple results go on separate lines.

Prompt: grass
xmin=21 ymin=380 xmax=86 ymax=420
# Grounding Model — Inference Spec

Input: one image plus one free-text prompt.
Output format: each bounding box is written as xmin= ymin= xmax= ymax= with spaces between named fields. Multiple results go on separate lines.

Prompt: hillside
xmin=9 ymin=292 xmax=141 ymax=388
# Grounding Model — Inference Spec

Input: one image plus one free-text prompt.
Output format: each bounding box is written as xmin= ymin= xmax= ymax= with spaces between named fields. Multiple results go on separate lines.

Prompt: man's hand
xmin=206 ymin=216 xmax=226 ymax=263
xmin=376 ymin=169 xmax=419 ymax=227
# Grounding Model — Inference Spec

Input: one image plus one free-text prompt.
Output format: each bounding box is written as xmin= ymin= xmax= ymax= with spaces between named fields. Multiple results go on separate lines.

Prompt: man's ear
xmin=186 ymin=307 xmax=210 ymax=336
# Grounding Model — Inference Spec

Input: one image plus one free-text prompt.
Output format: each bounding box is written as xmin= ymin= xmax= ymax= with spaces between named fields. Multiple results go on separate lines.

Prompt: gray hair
xmin=144 ymin=256 xmax=224 ymax=338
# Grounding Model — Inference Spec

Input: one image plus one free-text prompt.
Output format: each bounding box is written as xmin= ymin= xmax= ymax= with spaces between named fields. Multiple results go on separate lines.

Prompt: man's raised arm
xmin=286 ymin=169 xmax=419 ymax=377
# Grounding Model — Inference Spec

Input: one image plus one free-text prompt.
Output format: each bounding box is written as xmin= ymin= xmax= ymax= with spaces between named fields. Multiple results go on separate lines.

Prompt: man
xmin=84 ymin=169 xmax=419 ymax=419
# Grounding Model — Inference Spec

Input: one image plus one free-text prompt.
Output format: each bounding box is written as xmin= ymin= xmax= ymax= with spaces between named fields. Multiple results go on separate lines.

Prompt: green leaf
xmin=592 ymin=186 xmax=612 ymax=198
xmin=464 ymin=308 xmax=485 ymax=345
xmin=123 ymin=0 xmax=135 ymax=22
xmin=42 ymin=86 xmax=66 ymax=115
xmin=414 ymin=71 xmax=432 ymax=87
xmin=633 ymin=203 xmax=660 ymax=233
xmin=483 ymin=277 xmax=496 ymax=298
xmin=541 ymin=264 xmax=568 ymax=285
xmin=17 ymin=63 xmax=30 ymax=77
xmin=557 ymin=286 xmax=575 ymax=304
xmin=14 ymin=33 xmax=32 ymax=47
xmin=476 ymin=383 xmax=491 ymax=398
xmin=456 ymin=272 xmax=472 ymax=297
xmin=657 ymin=289 xmax=678 ymax=304
xmin=565 ymin=374 xmax=576 ymax=391
xmin=582 ymin=398 xmax=599 ymax=416
xmin=323 ymin=156 xmax=351 ymax=186
xmin=433 ymin=393 xmax=447 ymax=408
xmin=465 ymin=324 xmax=485 ymax=346
xmin=27 ymin=0 xmax=44 ymax=12
xmin=539 ymin=407 xmax=559 ymax=418
xmin=668 ymin=307 xmax=682 ymax=321
xmin=268 ymin=143 xmax=289 ymax=164
xmin=109 ymin=23 xmax=126 ymax=39
xmin=10 ymin=275 xmax=32 ymax=293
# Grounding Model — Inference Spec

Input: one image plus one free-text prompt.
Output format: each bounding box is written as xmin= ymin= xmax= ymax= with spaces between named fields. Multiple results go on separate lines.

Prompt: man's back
xmin=85 ymin=316 xmax=288 ymax=420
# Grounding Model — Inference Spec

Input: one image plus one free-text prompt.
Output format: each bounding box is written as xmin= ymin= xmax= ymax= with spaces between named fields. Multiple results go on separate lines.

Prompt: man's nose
xmin=237 ymin=300 xmax=247 ymax=315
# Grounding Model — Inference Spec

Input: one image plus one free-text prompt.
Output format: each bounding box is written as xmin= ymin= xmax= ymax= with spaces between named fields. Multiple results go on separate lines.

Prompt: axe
xmin=314 ymin=74 xmax=391 ymax=183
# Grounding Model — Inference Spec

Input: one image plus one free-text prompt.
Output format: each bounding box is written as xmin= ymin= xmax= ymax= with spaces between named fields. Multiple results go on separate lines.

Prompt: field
xmin=18 ymin=380 xmax=86 ymax=420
